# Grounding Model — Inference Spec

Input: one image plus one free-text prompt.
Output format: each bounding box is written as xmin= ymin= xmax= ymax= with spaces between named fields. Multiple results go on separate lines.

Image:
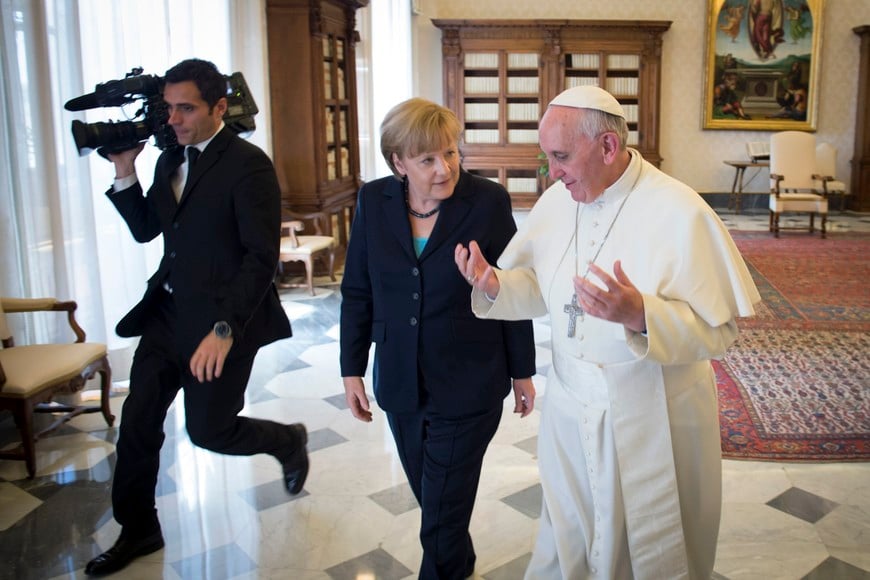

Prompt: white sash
xmin=553 ymin=352 xmax=690 ymax=579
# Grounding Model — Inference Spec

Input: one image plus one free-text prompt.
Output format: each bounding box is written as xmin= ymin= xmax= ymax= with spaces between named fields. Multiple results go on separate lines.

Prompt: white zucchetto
xmin=548 ymin=86 xmax=626 ymax=119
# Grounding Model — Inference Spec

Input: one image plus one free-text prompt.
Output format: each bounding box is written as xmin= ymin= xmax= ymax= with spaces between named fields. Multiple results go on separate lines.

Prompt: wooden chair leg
xmin=327 ymin=248 xmax=336 ymax=282
xmin=304 ymin=256 xmax=315 ymax=295
xmin=12 ymin=401 xmax=37 ymax=479
xmin=98 ymin=360 xmax=115 ymax=427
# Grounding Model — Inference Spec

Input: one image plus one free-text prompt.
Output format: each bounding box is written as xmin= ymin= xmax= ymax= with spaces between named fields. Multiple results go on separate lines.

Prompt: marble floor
xmin=1 ymin=210 xmax=869 ymax=580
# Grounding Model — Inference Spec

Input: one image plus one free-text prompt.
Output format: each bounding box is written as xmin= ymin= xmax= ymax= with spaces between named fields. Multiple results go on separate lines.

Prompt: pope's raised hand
xmin=574 ymin=260 xmax=645 ymax=333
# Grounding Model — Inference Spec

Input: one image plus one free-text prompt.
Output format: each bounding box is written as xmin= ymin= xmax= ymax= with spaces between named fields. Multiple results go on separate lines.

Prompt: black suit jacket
xmin=107 ymin=127 xmax=291 ymax=359
xmin=340 ymin=171 xmax=535 ymax=416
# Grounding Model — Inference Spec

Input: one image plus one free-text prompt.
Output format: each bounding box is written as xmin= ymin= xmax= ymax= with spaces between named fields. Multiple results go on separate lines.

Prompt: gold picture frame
xmin=703 ymin=0 xmax=823 ymax=131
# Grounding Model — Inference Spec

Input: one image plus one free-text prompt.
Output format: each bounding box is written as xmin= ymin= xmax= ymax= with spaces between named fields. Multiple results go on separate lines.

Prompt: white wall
xmin=409 ymin=0 xmax=869 ymax=195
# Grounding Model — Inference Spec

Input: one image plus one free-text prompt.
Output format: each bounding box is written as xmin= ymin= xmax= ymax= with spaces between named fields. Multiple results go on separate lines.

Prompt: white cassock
xmin=472 ymin=150 xmax=760 ymax=580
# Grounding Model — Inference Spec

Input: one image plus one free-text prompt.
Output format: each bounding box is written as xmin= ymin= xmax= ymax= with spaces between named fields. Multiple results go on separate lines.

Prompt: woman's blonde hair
xmin=380 ymin=98 xmax=462 ymax=178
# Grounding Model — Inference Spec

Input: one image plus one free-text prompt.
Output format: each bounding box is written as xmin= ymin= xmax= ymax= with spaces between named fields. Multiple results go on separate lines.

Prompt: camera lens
xmin=71 ymin=119 xmax=152 ymax=156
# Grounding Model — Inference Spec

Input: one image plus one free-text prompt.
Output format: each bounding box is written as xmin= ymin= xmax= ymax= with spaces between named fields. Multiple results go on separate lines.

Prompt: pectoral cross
xmin=564 ymin=293 xmax=583 ymax=337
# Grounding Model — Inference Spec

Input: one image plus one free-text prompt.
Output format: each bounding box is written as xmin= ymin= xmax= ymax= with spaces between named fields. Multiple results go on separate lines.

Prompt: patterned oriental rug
xmin=716 ymin=231 xmax=870 ymax=462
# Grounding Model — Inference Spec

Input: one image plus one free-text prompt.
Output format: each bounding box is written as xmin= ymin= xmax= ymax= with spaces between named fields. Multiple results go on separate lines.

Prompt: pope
xmin=455 ymin=85 xmax=761 ymax=579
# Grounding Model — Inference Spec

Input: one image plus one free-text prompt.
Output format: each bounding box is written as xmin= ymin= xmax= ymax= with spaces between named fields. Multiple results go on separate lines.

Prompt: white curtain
xmin=0 ymin=0 xmax=269 ymax=365
xmin=356 ymin=0 xmax=412 ymax=181
xmin=0 ymin=0 xmax=93 ymax=344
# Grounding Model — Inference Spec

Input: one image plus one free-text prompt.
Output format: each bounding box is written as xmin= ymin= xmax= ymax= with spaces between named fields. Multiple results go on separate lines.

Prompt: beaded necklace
xmin=404 ymin=177 xmax=440 ymax=219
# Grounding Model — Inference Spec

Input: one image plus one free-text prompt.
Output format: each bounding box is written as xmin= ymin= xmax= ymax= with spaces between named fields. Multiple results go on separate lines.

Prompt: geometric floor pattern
xmin=1 ymin=210 xmax=869 ymax=580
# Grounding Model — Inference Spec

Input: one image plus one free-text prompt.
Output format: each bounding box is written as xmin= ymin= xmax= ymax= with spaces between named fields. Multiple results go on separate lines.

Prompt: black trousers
xmin=111 ymin=290 xmax=294 ymax=537
xmin=387 ymin=399 xmax=503 ymax=580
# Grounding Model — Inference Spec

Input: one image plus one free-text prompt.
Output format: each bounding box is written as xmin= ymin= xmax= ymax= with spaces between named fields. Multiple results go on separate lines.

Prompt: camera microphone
xmin=64 ymin=93 xmax=102 ymax=111
xmin=64 ymin=73 xmax=163 ymax=111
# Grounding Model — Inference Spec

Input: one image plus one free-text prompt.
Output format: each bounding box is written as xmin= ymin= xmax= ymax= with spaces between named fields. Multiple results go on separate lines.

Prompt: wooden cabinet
xmin=265 ymin=0 xmax=368 ymax=246
xmin=432 ymin=19 xmax=670 ymax=209
xmin=851 ymin=25 xmax=870 ymax=211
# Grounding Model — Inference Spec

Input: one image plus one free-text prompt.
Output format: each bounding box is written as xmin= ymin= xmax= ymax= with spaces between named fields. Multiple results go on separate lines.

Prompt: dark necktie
xmin=165 ymin=146 xmax=185 ymax=179
xmin=187 ymin=146 xmax=200 ymax=168
xmin=182 ymin=147 xmax=201 ymax=198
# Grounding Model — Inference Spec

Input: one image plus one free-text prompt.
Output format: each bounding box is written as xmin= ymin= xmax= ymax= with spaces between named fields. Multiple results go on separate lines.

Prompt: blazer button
xmin=412 ymin=292 xmax=420 ymax=300
xmin=172 ymin=222 xmax=179 ymax=229
xmin=170 ymin=251 xmax=176 ymax=258
xmin=411 ymin=267 xmax=419 ymax=276
xmin=409 ymin=317 xmax=418 ymax=326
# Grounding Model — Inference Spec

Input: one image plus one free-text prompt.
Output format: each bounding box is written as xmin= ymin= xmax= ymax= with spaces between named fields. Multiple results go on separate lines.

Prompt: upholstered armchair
xmin=278 ymin=212 xmax=336 ymax=296
xmin=815 ymin=142 xmax=849 ymax=211
xmin=769 ymin=131 xmax=829 ymax=238
xmin=0 ymin=297 xmax=114 ymax=478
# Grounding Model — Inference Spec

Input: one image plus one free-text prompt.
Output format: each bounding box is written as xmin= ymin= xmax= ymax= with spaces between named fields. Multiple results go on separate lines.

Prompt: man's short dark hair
xmin=164 ymin=58 xmax=227 ymax=108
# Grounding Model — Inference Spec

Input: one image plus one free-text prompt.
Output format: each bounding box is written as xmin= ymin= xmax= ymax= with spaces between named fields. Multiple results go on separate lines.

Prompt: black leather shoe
xmin=282 ymin=423 xmax=309 ymax=495
xmin=85 ymin=530 xmax=164 ymax=576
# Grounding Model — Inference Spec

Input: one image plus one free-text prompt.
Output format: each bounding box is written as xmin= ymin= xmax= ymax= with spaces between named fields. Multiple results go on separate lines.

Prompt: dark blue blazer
xmin=340 ymin=170 xmax=535 ymax=416
xmin=107 ymin=127 xmax=291 ymax=359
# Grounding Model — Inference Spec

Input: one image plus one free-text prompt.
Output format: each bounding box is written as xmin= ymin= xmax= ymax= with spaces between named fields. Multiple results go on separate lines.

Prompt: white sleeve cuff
xmin=113 ymin=173 xmax=138 ymax=193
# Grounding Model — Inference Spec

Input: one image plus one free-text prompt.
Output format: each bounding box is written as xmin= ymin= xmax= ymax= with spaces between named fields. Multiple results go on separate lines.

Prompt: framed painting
xmin=703 ymin=0 xmax=823 ymax=131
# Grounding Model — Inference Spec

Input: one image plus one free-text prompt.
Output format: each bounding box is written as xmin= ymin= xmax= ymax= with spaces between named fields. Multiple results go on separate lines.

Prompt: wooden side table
xmin=723 ymin=160 xmax=769 ymax=213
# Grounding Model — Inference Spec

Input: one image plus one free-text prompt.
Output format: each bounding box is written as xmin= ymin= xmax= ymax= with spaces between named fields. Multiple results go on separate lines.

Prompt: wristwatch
xmin=213 ymin=320 xmax=232 ymax=339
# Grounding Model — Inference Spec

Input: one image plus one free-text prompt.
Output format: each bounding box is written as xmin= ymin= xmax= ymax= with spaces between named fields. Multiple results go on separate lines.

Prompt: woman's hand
xmin=511 ymin=377 xmax=536 ymax=417
xmin=343 ymin=376 xmax=373 ymax=422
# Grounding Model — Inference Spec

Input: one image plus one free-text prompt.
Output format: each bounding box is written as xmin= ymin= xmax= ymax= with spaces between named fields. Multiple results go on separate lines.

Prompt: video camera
xmin=65 ymin=67 xmax=259 ymax=157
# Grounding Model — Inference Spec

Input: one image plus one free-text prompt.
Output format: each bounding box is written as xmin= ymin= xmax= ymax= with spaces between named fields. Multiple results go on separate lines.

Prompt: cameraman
xmin=85 ymin=58 xmax=308 ymax=577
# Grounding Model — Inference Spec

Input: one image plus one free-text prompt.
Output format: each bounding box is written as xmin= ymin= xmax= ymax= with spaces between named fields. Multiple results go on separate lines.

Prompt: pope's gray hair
xmin=575 ymin=108 xmax=629 ymax=149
